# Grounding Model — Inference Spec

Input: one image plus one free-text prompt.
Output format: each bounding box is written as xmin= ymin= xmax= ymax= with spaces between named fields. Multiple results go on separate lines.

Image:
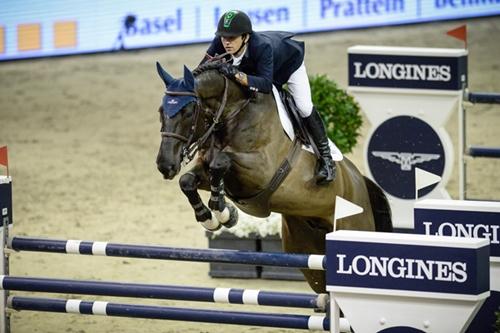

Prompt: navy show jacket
xmin=204 ymin=31 xmax=305 ymax=94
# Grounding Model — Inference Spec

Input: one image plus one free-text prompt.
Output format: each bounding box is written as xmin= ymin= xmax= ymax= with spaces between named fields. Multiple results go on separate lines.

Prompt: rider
xmin=200 ymin=10 xmax=335 ymax=185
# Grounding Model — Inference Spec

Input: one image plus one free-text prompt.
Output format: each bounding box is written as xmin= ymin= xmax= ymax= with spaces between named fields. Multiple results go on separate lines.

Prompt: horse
xmin=155 ymin=61 xmax=392 ymax=293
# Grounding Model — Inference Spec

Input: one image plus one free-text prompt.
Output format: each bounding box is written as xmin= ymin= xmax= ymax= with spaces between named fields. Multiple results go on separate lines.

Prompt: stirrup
xmin=315 ymin=159 xmax=335 ymax=185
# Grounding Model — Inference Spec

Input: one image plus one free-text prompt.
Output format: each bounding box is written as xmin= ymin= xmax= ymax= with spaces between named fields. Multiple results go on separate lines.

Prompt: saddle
xmin=277 ymin=89 xmax=321 ymax=159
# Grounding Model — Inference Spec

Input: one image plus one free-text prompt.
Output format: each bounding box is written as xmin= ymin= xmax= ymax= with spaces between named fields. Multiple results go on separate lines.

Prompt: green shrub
xmin=495 ymin=309 xmax=500 ymax=333
xmin=310 ymin=74 xmax=363 ymax=154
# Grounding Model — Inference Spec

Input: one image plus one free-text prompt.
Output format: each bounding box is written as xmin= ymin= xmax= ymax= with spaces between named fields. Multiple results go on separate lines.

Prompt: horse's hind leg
xmin=208 ymin=152 xmax=238 ymax=228
xmin=281 ymin=214 xmax=332 ymax=294
xmin=179 ymin=167 xmax=221 ymax=232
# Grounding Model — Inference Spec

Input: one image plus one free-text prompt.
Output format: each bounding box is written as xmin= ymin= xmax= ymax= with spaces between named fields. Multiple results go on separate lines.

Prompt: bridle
xmin=160 ymin=90 xmax=200 ymax=164
xmin=159 ymin=58 xmax=251 ymax=165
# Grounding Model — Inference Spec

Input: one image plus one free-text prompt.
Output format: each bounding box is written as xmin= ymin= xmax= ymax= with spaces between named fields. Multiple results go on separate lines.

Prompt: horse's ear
xmin=156 ymin=61 xmax=175 ymax=88
xmin=183 ymin=65 xmax=195 ymax=91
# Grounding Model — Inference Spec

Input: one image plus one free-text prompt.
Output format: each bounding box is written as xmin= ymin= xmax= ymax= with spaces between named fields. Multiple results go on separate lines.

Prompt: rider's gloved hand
xmin=219 ymin=63 xmax=239 ymax=79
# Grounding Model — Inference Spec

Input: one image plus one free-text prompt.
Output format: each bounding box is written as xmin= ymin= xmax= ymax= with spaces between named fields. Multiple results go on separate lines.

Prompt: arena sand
xmin=0 ymin=17 xmax=499 ymax=333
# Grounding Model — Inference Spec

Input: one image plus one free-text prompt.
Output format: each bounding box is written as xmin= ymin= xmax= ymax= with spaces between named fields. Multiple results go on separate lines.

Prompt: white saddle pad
xmin=272 ymin=86 xmax=343 ymax=161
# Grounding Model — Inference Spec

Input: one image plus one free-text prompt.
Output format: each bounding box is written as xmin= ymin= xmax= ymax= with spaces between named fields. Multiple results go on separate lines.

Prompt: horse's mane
xmin=192 ymin=56 xmax=249 ymax=99
xmin=192 ymin=60 xmax=224 ymax=77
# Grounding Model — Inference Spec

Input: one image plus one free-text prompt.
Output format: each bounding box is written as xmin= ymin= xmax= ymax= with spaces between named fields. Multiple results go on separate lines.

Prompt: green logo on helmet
xmin=223 ymin=11 xmax=237 ymax=28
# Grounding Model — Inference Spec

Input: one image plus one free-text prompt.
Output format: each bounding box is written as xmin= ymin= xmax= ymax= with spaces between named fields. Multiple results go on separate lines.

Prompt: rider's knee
xmin=294 ymin=98 xmax=314 ymax=118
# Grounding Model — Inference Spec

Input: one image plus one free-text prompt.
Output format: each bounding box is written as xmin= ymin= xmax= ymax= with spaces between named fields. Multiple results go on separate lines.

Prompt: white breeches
xmin=287 ymin=62 xmax=314 ymax=118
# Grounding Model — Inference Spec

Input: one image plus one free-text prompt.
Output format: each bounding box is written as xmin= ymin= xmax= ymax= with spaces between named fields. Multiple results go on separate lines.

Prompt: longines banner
xmin=414 ymin=199 xmax=500 ymax=259
xmin=326 ymin=230 xmax=490 ymax=333
xmin=1 ymin=0 xmax=500 ymax=61
xmin=348 ymin=52 xmax=468 ymax=90
xmin=326 ymin=231 xmax=490 ymax=296
xmin=327 ymin=240 xmax=488 ymax=295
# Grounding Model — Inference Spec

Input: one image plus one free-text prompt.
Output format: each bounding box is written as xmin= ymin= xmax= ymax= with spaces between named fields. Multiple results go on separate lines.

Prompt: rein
xmin=195 ymin=76 xmax=251 ymax=160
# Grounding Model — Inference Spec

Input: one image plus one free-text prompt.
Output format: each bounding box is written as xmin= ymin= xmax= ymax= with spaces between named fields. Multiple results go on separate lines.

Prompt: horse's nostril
xmin=157 ymin=162 xmax=178 ymax=176
xmin=156 ymin=163 xmax=177 ymax=180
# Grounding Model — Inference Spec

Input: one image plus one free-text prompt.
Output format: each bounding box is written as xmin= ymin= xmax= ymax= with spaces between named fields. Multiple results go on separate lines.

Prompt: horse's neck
xmin=213 ymin=93 xmax=293 ymax=197
xmin=227 ymin=94 xmax=285 ymax=150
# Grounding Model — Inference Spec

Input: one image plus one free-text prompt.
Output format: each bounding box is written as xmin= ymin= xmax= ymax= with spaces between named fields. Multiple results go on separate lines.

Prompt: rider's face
xmin=221 ymin=35 xmax=245 ymax=55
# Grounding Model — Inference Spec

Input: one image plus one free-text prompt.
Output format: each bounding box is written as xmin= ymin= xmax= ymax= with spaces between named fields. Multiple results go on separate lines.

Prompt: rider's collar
xmin=232 ymin=45 xmax=247 ymax=66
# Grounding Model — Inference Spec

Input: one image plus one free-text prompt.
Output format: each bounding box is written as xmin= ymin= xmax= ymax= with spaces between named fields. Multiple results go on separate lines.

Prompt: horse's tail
xmin=364 ymin=176 xmax=393 ymax=232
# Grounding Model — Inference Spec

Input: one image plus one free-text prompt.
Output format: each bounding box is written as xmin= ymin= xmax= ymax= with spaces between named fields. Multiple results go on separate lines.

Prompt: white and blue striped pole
xmin=9 ymin=236 xmax=326 ymax=270
xmin=7 ymin=296 xmax=351 ymax=331
xmin=0 ymin=275 xmax=327 ymax=310
xmin=0 ymin=175 xmax=12 ymax=333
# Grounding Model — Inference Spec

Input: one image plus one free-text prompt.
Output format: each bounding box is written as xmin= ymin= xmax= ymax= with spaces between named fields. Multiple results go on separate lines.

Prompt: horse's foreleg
xmin=208 ymin=152 xmax=238 ymax=228
xmin=179 ymin=170 xmax=221 ymax=232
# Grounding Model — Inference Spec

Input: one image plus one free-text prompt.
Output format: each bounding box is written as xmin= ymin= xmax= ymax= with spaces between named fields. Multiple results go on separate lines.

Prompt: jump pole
xmin=0 ymin=275 xmax=327 ymax=310
xmin=8 ymin=236 xmax=326 ymax=271
xmin=462 ymin=89 xmax=500 ymax=199
xmin=7 ymin=295 xmax=332 ymax=331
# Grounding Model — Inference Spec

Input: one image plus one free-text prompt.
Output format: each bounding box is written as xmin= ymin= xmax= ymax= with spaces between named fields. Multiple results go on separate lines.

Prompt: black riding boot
xmin=303 ymin=110 xmax=336 ymax=185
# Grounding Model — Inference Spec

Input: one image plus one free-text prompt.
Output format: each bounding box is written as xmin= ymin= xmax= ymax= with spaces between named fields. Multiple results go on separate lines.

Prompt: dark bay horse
xmin=155 ymin=62 xmax=392 ymax=293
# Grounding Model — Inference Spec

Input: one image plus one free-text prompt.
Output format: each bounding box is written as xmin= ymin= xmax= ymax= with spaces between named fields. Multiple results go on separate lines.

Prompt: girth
xmin=226 ymin=137 xmax=302 ymax=218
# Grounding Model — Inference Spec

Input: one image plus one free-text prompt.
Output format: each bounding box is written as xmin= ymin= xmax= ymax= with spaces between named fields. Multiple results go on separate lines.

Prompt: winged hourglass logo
xmin=371 ymin=151 xmax=441 ymax=171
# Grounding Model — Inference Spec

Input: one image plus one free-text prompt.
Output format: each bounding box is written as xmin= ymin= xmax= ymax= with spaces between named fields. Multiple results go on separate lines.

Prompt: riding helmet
xmin=215 ymin=10 xmax=252 ymax=37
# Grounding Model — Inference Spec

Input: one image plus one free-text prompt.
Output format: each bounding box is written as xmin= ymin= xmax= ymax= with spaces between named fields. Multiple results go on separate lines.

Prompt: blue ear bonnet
xmin=162 ymin=79 xmax=196 ymax=118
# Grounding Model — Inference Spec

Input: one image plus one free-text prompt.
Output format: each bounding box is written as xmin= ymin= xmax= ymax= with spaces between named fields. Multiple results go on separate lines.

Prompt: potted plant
xmin=310 ymin=74 xmax=363 ymax=154
xmin=206 ymin=211 xmax=304 ymax=280
xmin=495 ymin=310 xmax=500 ymax=333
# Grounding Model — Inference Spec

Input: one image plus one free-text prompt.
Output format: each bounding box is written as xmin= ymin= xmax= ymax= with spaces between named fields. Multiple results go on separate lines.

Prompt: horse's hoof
xmin=199 ymin=219 xmax=222 ymax=232
xmin=313 ymin=294 xmax=329 ymax=313
xmin=213 ymin=206 xmax=230 ymax=223
xmin=221 ymin=204 xmax=238 ymax=229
